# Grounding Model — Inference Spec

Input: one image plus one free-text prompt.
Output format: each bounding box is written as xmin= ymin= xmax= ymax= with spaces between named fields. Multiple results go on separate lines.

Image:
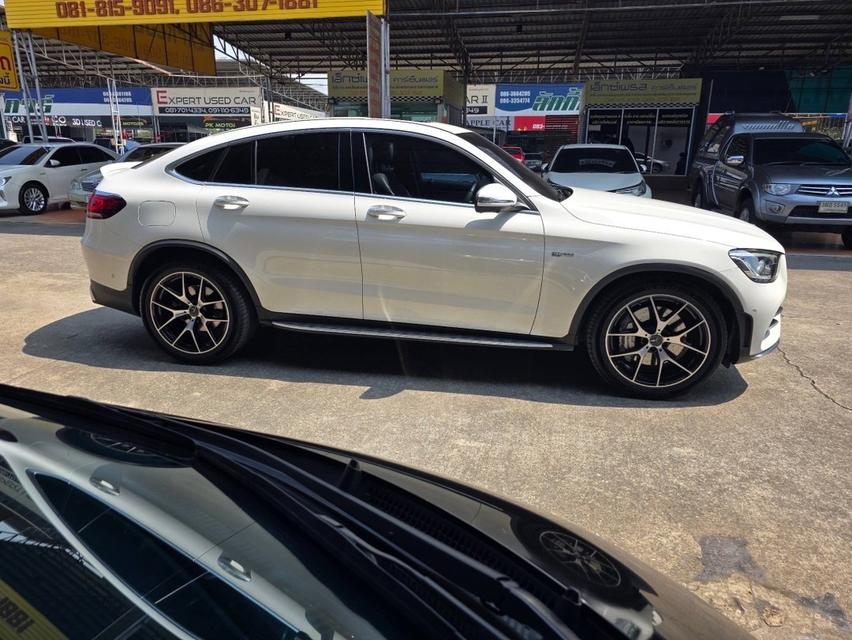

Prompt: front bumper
xmin=755 ymin=191 xmax=852 ymax=228
xmin=738 ymin=307 xmax=781 ymax=362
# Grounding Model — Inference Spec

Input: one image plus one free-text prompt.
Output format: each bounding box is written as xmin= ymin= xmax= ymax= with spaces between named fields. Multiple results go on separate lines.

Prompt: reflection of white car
xmin=632 ymin=152 xmax=670 ymax=174
xmin=0 ymin=143 xmax=116 ymax=214
xmin=70 ymin=143 xmax=183 ymax=209
xmin=544 ymin=144 xmax=652 ymax=198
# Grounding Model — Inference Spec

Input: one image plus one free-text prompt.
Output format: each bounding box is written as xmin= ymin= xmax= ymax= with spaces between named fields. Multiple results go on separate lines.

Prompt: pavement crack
xmin=777 ymin=346 xmax=852 ymax=412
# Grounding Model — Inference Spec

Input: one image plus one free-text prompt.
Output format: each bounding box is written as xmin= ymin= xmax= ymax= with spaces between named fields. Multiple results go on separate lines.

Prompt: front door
xmin=190 ymin=130 xmax=362 ymax=319
xmin=713 ymin=134 xmax=750 ymax=212
xmin=354 ymin=131 xmax=544 ymax=335
xmin=44 ymin=146 xmax=87 ymax=201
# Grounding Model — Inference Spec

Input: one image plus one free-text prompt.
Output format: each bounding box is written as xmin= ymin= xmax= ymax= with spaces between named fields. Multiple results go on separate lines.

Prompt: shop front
xmin=328 ymin=69 xmax=465 ymax=125
xmin=1 ymin=87 xmax=153 ymax=144
xmin=583 ymin=78 xmax=703 ymax=175
xmin=150 ymin=87 xmax=263 ymax=142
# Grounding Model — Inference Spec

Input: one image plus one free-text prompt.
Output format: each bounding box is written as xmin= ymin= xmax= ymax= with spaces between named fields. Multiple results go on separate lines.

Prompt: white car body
xmin=82 ymin=119 xmax=786 ymax=397
xmin=0 ymin=143 xmax=117 ymax=213
xmin=544 ymin=143 xmax=652 ymax=198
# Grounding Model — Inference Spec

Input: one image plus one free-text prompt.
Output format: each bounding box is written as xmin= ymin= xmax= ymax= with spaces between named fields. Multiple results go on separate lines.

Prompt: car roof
xmin=738 ymin=132 xmax=832 ymax=140
xmin=557 ymin=143 xmax=631 ymax=151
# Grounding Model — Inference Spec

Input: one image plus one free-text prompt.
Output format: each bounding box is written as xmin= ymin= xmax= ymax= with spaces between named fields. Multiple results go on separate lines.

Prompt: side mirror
xmin=475 ymin=183 xmax=518 ymax=213
xmin=48 ymin=159 xmax=61 ymax=168
xmin=541 ymin=163 xmax=549 ymax=173
xmin=725 ymin=154 xmax=745 ymax=167
xmin=639 ymin=163 xmax=649 ymax=174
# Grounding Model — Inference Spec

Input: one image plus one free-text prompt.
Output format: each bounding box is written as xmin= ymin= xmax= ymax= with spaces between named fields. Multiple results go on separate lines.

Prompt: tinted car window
xmin=365 ymin=132 xmax=493 ymax=204
xmin=753 ymin=138 xmax=852 ymax=166
xmin=0 ymin=145 xmax=48 ymax=165
xmin=256 ymin=132 xmax=339 ymax=191
xmin=79 ymin=146 xmax=112 ymax=163
xmin=550 ymin=147 xmax=637 ymax=173
xmin=212 ymin=141 xmax=254 ymax=185
xmin=705 ymin=124 xmax=731 ymax=156
xmin=699 ymin=122 xmax=721 ymax=151
xmin=175 ymin=148 xmax=225 ymax=181
xmin=724 ymin=135 xmax=749 ymax=162
xmin=50 ymin=146 xmax=83 ymax=166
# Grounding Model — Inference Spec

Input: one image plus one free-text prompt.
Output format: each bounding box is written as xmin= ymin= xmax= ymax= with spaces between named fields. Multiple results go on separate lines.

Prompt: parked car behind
xmin=692 ymin=132 xmax=852 ymax=248
xmin=83 ymin=119 xmax=786 ymax=398
xmin=544 ymin=144 xmax=651 ymax=198
xmin=690 ymin=112 xmax=804 ymax=204
xmin=21 ymin=135 xmax=75 ymax=144
xmin=501 ymin=145 xmax=526 ymax=163
xmin=0 ymin=139 xmax=18 ymax=151
xmin=0 ymin=143 xmax=116 ymax=214
xmin=70 ymin=142 xmax=183 ymax=209
xmin=523 ymin=151 xmax=544 ymax=172
xmin=632 ymin=152 xmax=669 ymax=174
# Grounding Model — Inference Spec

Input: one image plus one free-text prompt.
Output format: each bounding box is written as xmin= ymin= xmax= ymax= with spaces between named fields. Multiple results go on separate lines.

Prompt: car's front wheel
xmin=141 ymin=263 xmax=256 ymax=364
xmin=586 ymin=282 xmax=727 ymax=398
xmin=19 ymin=182 xmax=48 ymax=215
xmin=738 ymin=198 xmax=756 ymax=224
xmin=691 ymin=184 xmax=706 ymax=209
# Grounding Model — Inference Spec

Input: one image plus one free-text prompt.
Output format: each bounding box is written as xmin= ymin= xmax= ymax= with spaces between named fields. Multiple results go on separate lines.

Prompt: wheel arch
xmin=128 ymin=240 xmax=262 ymax=317
xmin=735 ymin=187 xmax=757 ymax=211
xmin=565 ymin=263 xmax=751 ymax=364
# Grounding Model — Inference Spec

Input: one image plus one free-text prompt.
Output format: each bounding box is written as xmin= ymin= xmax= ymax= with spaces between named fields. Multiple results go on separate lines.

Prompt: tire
xmin=842 ymin=229 xmax=852 ymax=250
xmin=738 ymin=198 xmax=756 ymax=224
xmin=585 ymin=280 xmax=727 ymax=399
xmin=691 ymin=183 xmax=706 ymax=209
xmin=140 ymin=262 xmax=256 ymax=364
xmin=19 ymin=182 xmax=48 ymax=215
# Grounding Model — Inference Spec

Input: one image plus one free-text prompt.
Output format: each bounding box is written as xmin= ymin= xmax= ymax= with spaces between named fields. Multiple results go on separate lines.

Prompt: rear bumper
xmin=90 ymin=280 xmax=136 ymax=316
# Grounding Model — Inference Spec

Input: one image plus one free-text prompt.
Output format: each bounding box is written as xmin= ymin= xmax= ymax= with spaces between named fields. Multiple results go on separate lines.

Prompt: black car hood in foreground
xmin=0 ymin=385 xmax=751 ymax=640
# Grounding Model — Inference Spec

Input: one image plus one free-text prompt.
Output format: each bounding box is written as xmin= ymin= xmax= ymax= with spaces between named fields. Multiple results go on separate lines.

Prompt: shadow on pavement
xmin=24 ymin=308 xmax=748 ymax=408
xmin=0 ymin=221 xmax=83 ymax=237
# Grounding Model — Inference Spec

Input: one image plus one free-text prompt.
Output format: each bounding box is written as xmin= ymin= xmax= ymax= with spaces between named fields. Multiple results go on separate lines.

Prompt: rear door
xmin=714 ymin=135 xmax=749 ymax=212
xmin=354 ymin=130 xmax=544 ymax=335
xmin=190 ymin=130 xmax=362 ymax=319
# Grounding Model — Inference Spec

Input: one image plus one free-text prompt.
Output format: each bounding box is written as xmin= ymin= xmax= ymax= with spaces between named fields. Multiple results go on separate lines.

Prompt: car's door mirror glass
xmin=725 ymin=155 xmax=745 ymax=167
xmin=48 ymin=158 xmax=61 ymax=167
xmin=475 ymin=183 xmax=518 ymax=213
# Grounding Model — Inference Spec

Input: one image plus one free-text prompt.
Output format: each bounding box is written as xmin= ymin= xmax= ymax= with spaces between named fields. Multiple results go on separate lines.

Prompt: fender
xmin=563 ymin=262 xmax=750 ymax=358
xmin=128 ymin=239 xmax=263 ymax=313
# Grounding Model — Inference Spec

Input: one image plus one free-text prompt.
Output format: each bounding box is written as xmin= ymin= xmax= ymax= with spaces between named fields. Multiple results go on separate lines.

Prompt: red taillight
xmin=87 ymin=193 xmax=127 ymax=219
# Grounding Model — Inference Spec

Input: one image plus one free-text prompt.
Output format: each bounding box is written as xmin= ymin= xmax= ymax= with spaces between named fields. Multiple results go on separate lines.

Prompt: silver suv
xmin=691 ymin=131 xmax=852 ymax=249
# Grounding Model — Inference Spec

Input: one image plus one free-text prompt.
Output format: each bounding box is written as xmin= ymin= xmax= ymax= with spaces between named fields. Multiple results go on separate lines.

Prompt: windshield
xmin=0 ymin=145 xmax=48 ymax=166
xmin=550 ymin=147 xmax=638 ymax=173
xmin=458 ymin=132 xmax=566 ymax=201
xmin=753 ymin=138 xmax=851 ymax=165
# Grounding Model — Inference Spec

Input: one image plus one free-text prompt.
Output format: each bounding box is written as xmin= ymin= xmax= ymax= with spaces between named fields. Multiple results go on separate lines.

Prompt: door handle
xmin=214 ymin=195 xmax=250 ymax=211
xmin=367 ymin=204 xmax=405 ymax=221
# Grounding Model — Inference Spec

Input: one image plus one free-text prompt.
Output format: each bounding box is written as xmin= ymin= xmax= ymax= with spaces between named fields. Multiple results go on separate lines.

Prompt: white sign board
xmin=268 ymin=101 xmax=326 ymax=121
xmin=151 ymin=87 xmax=262 ymax=116
xmin=466 ymin=84 xmax=495 ymax=117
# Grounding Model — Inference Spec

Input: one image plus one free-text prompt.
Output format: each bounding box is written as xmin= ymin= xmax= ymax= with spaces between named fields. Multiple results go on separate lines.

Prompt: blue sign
xmin=495 ymin=83 xmax=583 ymax=116
xmin=2 ymin=87 xmax=151 ymax=106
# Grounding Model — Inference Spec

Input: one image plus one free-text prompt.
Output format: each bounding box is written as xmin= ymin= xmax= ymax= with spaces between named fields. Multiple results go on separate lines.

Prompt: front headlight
xmin=615 ymin=181 xmax=647 ymax=196
xmin=0 ymin=176 xmax=11 ymax=188
xmin=762 ymin=183 xmax=794 ymax=196
xmin=729 ymin=249 xmax=781 ymax=283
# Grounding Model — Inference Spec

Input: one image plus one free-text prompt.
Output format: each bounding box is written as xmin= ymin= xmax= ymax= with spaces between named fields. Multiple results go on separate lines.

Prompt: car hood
xmin=547 ymin=171 xmax=642 ymax=192
xmin=757 ymin=164 xmax=852 ymax=183
xmin=563 ymin=187 xmax=783 ymax=251
xmin=0 ymin=164 xmax=41 ymax=176
xmin=0 ymin=386 xmax=752 ymax=640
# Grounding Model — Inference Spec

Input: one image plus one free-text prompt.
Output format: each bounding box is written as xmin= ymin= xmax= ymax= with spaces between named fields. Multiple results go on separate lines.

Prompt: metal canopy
xmin=215 ymin=0 xmax=852 ymax=82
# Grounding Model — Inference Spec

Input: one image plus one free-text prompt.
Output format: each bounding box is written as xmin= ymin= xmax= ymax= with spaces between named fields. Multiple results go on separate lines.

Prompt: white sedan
xmin=0 ymin=143 xmax=117 ymax=215
xmin=544 ymin=143 xmax=652 ymax=198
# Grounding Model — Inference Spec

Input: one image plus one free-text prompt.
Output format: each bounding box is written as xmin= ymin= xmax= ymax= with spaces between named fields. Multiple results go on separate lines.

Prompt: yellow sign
xmin=6 ymin=0 xmax=384 ymax=29
xmin=585 ymin=78 xmax=702 ymax=106
xmin=329 ymin=69 xmax=445 ymax=99
xmin=0 ymin=31 xmax=20 ymax=92
xmin=34 ymin=23 xmax=215 ymax=75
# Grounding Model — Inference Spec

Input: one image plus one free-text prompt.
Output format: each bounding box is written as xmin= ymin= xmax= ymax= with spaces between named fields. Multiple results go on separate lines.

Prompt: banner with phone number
xmin=5 ymin=0 xmax=384 ymax=28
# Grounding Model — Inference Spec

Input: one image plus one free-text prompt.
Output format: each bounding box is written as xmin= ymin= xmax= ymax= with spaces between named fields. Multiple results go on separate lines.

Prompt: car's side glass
xmin=364 ymin=132 xmax=493 ymax=204
xmin=175 ymin=148 xmax=226 ymax=182
xmin=51 ymin=146 xmax=83 ymax=166
xmin=255 ymin=132 xmax=340 ymax=191
xmin=724 ymin=135 xmax=748 ymax=163
xmin=699 ymin=122 xmax=721 ymax=152
xmin=211 ymin=141 xmax=254 ymax=185
xmin=705 ymin=125 xmax=731 ymax=157
xmin=79 ymin=146 xmax=109 ymax=164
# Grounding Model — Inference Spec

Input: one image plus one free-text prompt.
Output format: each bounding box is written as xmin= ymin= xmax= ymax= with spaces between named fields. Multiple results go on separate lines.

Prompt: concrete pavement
xmin=1 ymin=219 xmax=850 ymax=639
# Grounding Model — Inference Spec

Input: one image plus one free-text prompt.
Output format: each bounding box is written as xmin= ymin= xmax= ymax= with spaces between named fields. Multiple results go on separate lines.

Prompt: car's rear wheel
xmin=841 ymin=229 xmax=852 ymax=250
xmin=19 ymin=182 xmax=48 ymax=215
xmin=586 ymin=282 xmax=727 ymax=398
xmin=141 ymin=263 xmax=256 ymax=364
